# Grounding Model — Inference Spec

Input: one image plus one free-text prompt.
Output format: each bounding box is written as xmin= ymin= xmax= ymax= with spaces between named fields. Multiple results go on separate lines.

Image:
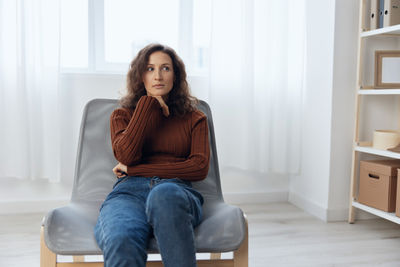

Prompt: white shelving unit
xmin=358 ymin=89 xmax=400 ymax=95
xmin=360 ymin=24 xmax=400 ymax=37
xmin=355 ymin=145 xmax=400 ymax=159
xmin=349 ymin=0 xmax=400 ymax=223
xmin=352 ymin=201 xmax=400 ymax=224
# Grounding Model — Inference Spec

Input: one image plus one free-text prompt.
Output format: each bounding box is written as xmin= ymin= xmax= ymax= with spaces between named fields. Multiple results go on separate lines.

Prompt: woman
xmin=94 ymin=43 xmax=210 ymax=267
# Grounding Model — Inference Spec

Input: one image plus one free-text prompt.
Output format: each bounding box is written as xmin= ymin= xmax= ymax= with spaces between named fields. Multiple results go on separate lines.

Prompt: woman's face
xmin=142 ymin=51 xmax=175 ymax=99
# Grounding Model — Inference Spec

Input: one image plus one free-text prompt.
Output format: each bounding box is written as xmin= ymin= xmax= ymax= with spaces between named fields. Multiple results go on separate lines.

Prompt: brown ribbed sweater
xmin=110 ymin=95 xmax=210 ymax=181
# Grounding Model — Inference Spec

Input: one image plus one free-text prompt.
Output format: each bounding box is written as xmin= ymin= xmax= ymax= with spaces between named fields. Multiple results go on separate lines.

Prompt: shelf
xmin=358 ymin=89 xmax=400 ymax=95
xmin=361 ymin=24 xmax=400 ymax=38
xmin=355 ymin=145 xmax=400 ymax=159
xmin=352 ymin=201 xmax=400 ymax=224
xmin=350 ymin=2 xmax=400 ymax=224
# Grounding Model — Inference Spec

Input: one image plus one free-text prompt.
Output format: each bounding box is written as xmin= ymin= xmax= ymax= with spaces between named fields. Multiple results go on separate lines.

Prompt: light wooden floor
xmin=1 ymin=202 xmax=400 ymax=267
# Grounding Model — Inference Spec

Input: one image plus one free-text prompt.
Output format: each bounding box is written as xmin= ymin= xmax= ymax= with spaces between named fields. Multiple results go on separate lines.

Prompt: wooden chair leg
xmin=210 ymin=253 xmax=222 ymax=260
xmin=233 ymin=216 xmax=248 ymax=267
xmin=40 ymin=226 xmax=57 ymax=267
xmin=73 ymin=256 xmax=85 ymax=262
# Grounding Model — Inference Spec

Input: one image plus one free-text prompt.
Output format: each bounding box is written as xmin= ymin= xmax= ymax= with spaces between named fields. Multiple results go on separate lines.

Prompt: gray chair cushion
xmin=43 ymin=99 xmax=246 ymax=255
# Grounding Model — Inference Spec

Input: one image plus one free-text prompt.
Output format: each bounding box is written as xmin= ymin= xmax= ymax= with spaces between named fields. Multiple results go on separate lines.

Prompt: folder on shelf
xmin=379 ymin=0 xmax=385 ymax=28
xmin=384 ymin=0 xmax=400 ymax=27
xmin=371 ymin=0 xmax=379 ymax=30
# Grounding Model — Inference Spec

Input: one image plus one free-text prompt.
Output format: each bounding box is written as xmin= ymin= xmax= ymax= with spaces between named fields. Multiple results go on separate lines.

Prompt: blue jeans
xmin=94 ymin=176 xmax=203 ymax=267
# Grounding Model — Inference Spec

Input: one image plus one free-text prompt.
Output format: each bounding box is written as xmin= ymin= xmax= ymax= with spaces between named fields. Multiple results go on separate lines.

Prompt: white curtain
xmin=0 ymin=0 xmax=61 ymax=182
xmin=207 ymin=0 xmax=305 ymax=175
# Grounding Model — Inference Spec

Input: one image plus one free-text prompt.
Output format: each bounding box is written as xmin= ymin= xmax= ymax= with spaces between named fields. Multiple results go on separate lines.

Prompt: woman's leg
xmin=94 ymin=177 xmax=152 ymax=267
xmin=146 ymin=179 xmax=203 ymax=267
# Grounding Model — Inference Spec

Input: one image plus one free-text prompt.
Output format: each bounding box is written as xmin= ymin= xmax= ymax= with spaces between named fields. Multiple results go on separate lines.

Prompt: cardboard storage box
xmin=358 ymin=160 xmax=400 ymax=212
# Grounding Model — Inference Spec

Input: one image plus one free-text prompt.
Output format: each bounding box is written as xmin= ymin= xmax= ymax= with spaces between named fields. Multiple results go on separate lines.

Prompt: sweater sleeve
xmin=127 ymin=111 xmax=210 ymax=181
xmin=110 ymin=95 xmax=162 ymax=165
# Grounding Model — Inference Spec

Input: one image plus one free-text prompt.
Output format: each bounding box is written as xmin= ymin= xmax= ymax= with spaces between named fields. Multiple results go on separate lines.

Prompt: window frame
xmin=61 ymin=0 xmax=205 ymax=75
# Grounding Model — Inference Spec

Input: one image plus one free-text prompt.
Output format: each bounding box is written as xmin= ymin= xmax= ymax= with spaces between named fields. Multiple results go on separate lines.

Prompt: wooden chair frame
xmin=40 ymin=217 xmax=248 ymax=267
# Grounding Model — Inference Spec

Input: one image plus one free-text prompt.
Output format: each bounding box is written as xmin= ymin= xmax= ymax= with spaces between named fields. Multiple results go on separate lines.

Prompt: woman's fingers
xmin=114 ymin=169 xmax=125 ymax=178
xmin=113 ymin=163 xmax=128 ymax=178
xmin=152 ymin=96 xmax=169 ymax=117
xmin=162 ymin=105 xmax=170 ymax=117
xmin=117 ymin=173 xmax=126 ymax=178
xmin=113 ymin=164 xmax=123 ymax=176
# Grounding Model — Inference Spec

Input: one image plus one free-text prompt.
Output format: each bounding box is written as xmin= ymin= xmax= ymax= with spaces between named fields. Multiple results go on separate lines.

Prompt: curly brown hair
xmin=120 ymin=43 xmax=198 ymax=116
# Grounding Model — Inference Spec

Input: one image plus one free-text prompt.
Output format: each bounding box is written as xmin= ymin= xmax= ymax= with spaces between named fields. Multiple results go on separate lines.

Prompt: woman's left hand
xmin=113 ymin=162 xmax=128 ymax=178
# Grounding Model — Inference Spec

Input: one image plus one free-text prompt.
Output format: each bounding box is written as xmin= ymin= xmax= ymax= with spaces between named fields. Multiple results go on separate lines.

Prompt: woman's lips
xmin=153 ymin=84 xmax=164 ymax=88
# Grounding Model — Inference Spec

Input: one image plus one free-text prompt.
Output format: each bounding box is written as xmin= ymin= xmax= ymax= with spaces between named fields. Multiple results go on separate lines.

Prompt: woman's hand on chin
xmin=151 ymin=95 xmax=170 ymax=117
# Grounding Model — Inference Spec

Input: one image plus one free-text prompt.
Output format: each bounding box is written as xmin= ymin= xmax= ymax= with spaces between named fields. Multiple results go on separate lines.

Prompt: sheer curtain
xmin=206 ymin=0 xmax=305 ymax=175
xmin=0 ymin=0 xmax=61 ymax=182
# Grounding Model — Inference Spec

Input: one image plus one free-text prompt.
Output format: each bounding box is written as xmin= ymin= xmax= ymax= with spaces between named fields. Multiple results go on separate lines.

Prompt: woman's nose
xmin=154 ymin=70 xmax=163 ymax=80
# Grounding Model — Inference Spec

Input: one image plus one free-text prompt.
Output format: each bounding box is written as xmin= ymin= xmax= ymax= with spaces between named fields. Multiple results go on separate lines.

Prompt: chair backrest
xmin=71 ymin=99 xmax=223 ymax=207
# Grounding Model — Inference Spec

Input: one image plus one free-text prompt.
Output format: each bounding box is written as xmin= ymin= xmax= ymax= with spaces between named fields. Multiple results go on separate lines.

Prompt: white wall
xmin=288 ymin=0 xmax=336 ymax=220
xmin=289 ymin=0 xmax=360 ymax=222
xmin=327 ymin=0 xmax=359 ymax=221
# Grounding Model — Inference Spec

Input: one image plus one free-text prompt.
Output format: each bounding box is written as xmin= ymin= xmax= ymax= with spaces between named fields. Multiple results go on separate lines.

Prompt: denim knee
xmin=146 ymin=183 xmax=189 ymax=220
xmin=149 ymin=183 xmax=188 ymax=203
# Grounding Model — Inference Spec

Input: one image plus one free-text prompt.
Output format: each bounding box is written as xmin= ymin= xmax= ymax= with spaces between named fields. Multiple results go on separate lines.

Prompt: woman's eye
xmin=147 ymin=67 xmax=154 ymax=71
xmin=162 ymin=66 xmax=170 ymax=71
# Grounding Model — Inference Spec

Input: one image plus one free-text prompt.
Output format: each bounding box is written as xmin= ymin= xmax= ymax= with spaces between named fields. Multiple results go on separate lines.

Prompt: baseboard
xmin=0 ymin=199 xmax=69 ymax=215
xmin=288 ymin=191 xmax=378 ymax=222
xmin=223 ymin=191 xmax=288 ymax=205
xmin=288 ymin=191 xmax=330 ymax=221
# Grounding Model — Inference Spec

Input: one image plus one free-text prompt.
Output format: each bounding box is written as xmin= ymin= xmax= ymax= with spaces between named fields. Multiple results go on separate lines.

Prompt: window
xmin=60 ymin=0 xmax=211 ymax=75
xmin=104 ymin=0 xmax=179 ymax=64
xmin=60 ymin=0 xmax=88 ymax=69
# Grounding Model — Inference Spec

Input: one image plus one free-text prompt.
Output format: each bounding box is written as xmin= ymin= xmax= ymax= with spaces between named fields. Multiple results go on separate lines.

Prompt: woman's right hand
xmin=113 ymin=162 xmax=128 ymax=178
xmin=152 ymin=96 xmax=170 ymax=117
